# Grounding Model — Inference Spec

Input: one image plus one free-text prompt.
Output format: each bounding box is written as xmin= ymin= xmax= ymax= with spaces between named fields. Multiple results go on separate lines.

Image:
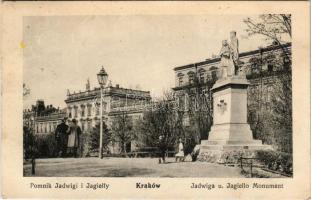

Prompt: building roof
xmin=173 ymin=42 xmax=291 ymax=71
xmin=65 ymin=85 xmax=151 ymax=103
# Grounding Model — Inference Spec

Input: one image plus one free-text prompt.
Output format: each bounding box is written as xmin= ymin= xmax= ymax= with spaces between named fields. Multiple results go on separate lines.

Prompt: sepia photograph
xmin=22 ymin=14 xmax=293 ymax=178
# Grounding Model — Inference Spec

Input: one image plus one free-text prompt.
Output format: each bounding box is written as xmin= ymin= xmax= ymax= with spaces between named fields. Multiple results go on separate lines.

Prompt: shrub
xmin=34 ymin=133 xmax=58 ymax=158
xmin=256 ymin=150 xmax=293 ymax=175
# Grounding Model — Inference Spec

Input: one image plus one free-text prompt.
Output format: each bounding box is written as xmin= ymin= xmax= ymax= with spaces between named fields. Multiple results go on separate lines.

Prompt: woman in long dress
xmin=219 ymin=40 xmax=235 ymax=78
xmin=67 ymin=119 xmax=82 ymax=158
xmin=175 ymin=138 xmax=185 ymax=162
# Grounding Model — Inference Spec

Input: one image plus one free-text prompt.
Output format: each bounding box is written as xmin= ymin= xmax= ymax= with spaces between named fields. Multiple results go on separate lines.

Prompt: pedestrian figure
xmin=175 ymin=138 xmax=185 ymax=162
xmin=55 ymin=118 xmax=69 ymax=157
xmin=67 ymin=119 xmax=82 ymax=158
xmin=158 ymin=135 xmax=166 ymax=164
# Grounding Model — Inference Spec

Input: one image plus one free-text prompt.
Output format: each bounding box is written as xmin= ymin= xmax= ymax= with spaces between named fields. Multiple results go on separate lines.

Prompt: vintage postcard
xmin=1 ymin=1 xmax=310 ymax=199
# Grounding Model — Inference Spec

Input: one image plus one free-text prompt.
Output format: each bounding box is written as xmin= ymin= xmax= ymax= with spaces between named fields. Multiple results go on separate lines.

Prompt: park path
xmin=24 ymin=157 xmax=244 ymax=177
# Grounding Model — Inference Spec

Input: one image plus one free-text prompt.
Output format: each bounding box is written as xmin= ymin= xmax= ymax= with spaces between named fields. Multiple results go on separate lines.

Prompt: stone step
xmin=201 ymin=140 xmax=262 ymax=146
xmin=199 ymin=144 xmax=272 ymax=153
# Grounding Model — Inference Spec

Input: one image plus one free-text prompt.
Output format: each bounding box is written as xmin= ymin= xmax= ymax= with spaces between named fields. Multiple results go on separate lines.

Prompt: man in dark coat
xmin=55 ymin=118 xmax=69 ymax=157
xmin=158 ymin=135 xmax=167 ymax=164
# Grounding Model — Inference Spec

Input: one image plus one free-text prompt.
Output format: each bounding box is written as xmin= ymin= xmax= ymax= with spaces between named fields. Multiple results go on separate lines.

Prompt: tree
xmin=182 ymin=66 xmax=215 ymax=144
xmin=23 ymin=126 xmax=37 ymax=160
xmin=244 ymin=15 xmax=292 ymax=152
xmin=88 ymin=122 xmax=111 ymax=155
xmin=270 ymin=70 xmax=292 ymax=153
xmin=110 ymin=111 xmax=134 ymax=154
xmin=135 ymin=93 xmax=184 ymax=154
xmin=244 ymin=14 xmax=291 ymax=60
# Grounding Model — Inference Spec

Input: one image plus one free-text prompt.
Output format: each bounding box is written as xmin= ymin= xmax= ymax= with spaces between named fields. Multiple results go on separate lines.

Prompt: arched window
xmin=80 ymin=105 xmax=85 ymax=117
xmin=74 ymin=106 xmax=78 ymax=118
xmin=209 ymin=66 xmax=218 ymax=81
xmin=177 ymin=73 xmax=184 ymax=86
xmin=87 ymin=104 xmax=92 ymax=116
xmin=187 ymin=71 xmax=195 ymax=85
xmin=198 ymin=68 xmax=206 ymax=83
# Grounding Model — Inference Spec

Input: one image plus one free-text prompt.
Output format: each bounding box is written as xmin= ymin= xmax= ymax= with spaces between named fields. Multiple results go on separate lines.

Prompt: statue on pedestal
xmin=219 ymin=31 xmax=240 ymax=78
xmin=219 ymin=40 xmax=235 ymax=77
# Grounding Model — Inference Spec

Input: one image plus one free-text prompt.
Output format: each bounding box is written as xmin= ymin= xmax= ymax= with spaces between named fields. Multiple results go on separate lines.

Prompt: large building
xmin=172 ymin=42 xmax=291 ymax=148
xmin=23 ymin=100 xmax=67 ymax=134
xmin=65 ymin=79 xmax=151 ymax=153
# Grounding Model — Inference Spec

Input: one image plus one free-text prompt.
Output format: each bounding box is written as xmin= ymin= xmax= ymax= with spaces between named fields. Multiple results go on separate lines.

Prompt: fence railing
xmin=238 ymin=156 xmax=291 ymax=178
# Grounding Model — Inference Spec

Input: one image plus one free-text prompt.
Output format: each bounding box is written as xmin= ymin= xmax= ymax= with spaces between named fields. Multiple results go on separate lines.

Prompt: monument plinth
xmin=198 ymin=76 xmax=271 ymax=163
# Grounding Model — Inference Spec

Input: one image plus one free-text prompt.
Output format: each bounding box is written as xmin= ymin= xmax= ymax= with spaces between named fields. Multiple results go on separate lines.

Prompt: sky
xmin=23 ymin=15 xmax=268 ymax=109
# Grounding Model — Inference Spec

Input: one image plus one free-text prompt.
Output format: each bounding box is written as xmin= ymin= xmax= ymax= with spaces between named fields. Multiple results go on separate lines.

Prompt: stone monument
xmin=198 ymin=31 xmax=271 ymax=163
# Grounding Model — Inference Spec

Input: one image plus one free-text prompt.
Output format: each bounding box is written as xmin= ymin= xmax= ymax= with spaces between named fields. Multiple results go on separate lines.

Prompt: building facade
xmin=23 ymin=100 xmax=67 ymax=134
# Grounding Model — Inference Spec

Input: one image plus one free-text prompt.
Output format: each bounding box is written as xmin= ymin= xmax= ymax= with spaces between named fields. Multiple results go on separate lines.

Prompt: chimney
xmin=116 ymin=84 xmax=119 ymax=88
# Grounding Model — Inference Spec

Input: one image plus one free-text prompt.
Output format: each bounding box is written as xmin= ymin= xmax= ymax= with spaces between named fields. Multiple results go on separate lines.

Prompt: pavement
xmin=23 ymin=157 xmax=244 ymax=177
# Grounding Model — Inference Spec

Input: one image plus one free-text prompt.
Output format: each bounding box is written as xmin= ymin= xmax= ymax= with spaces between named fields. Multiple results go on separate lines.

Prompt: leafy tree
xmin=270 ymin=70 xmax=292 ymax=153
xmin=135 ymin=93 xmax=184 ymax=154
xmin=87 ymin=122 xmax=111 ymax=154
xmin=244 ymin=15 xmax=292 ymax=153
xmin=110 ymin=111 xmax=134 ymax=154
xmin=181 ymin=66 xmax=215 ymax=145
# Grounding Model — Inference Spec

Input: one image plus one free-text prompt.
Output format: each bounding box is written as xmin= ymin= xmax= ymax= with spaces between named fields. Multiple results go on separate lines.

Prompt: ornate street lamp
xmin=97 ymin=66 xmax=108 ymax=159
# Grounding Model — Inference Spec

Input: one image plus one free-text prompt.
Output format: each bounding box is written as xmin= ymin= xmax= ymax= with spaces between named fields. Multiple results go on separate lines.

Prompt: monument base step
xmin=201 ymin=139 xmax=262 ymax=146
xmin=197 ymin=142 xmax=272 ymax=163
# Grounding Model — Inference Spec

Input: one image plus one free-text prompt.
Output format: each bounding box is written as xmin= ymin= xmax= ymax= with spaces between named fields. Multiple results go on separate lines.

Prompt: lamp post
xmin=97 ymin=66 xmax=108 ymax=159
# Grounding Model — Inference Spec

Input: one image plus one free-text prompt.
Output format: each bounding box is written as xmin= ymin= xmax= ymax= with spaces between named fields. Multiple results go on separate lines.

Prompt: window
xmin=211 ymin=70 xmax=217 ymax=81
xmin=81 ymin=105 xmax=85 ymax=117
xmin=87 ymin=105 xmax=92 ymax=116
xmin=251 ymin=63 xmax=259 ymax=74
xmin=199 ymin=73 xmax=204 ymax=83
xmin=74 ymin=107 xmax=78 ymax=118
xmin=268 ymin=63 xmax=273 ymax=72
xmin=178 ymin=76 xmax=183 ymax=86
xmin=81 ymin=121 xmax=85 ymax=131
xmin=198 ymin=68 xmax=206 ymax=83
xmin=209 ymin=66 xmax=218 ymax=81
xmin=177 ymin=73 xmax=184 ymax=86
xmin=68 ymin=108 xmax=72 ymax=118
xmin=87 ymin=120 xmax=92 ymax=131
xmin=188 ymin=72 xmax=195 ymax=85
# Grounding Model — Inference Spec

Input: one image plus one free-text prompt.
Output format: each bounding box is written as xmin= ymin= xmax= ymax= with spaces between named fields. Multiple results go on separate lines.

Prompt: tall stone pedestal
xmin=198 ymin=76 xmax=271 ymax=163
